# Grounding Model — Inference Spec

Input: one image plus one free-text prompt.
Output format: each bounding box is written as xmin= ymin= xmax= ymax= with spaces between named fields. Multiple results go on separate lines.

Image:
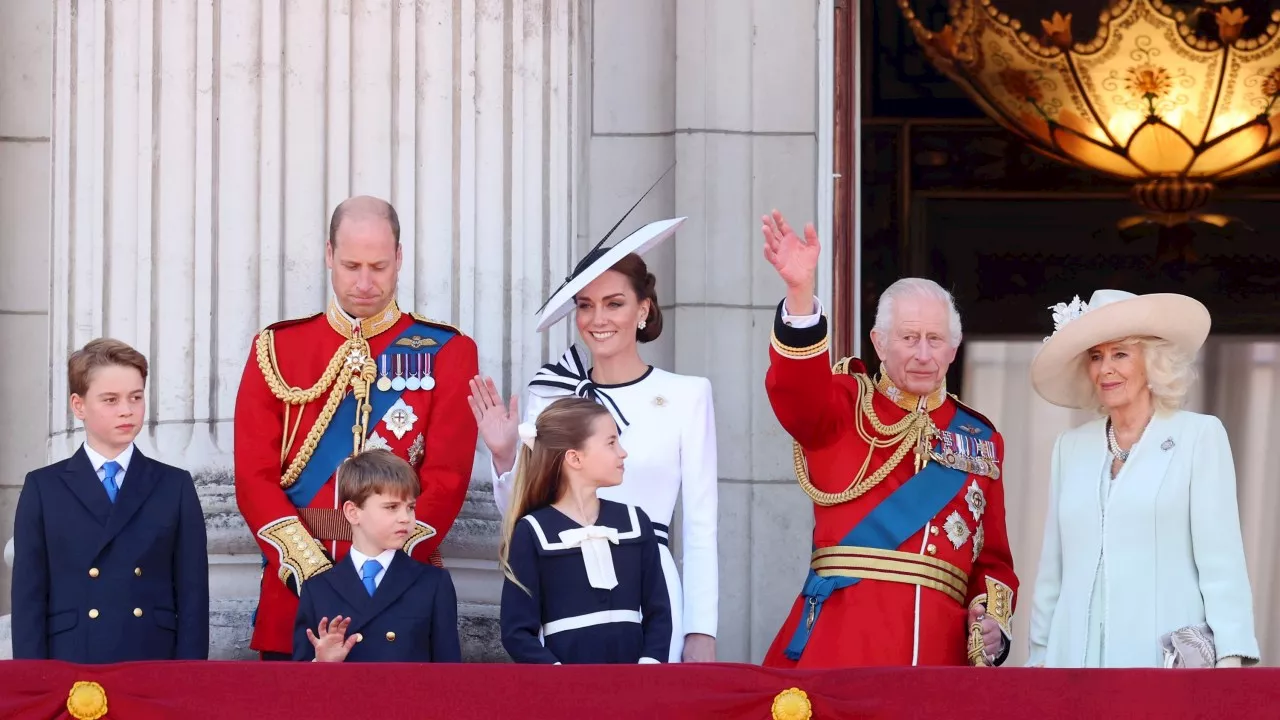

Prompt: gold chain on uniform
xmin=255 ymin=331 xmax=378 ymax=489
xmin=793 ymin=373 xmax=939 ymax=507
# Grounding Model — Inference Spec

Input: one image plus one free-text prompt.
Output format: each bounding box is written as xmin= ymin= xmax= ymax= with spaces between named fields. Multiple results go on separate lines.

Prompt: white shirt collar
xmin=83 ymin=442 xmax=136 ymax=473
xmin=349 ymin=546 xmax=397 ymax=579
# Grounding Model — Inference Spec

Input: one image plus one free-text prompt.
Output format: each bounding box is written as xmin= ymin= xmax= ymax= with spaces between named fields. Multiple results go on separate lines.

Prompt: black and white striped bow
xmin=528 ymin=346 xmax=630 ymax=430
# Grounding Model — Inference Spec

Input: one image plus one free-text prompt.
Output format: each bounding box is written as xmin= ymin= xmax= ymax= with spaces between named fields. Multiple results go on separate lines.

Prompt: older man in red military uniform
xmin=235 ymin=196 xmax=479 ymax=660
xmin=758 ymin=210 xmax=1017 ymax=668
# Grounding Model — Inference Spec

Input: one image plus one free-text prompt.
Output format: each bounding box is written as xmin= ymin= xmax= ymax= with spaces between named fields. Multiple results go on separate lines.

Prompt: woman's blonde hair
xmin=498 ymin=397 xmax=612 ymax=593
xmin=1090 ymin=335 xmax=1197 ymax=414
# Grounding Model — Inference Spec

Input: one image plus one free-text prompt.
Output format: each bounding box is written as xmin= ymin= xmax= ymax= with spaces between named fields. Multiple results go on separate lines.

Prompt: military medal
xmin=406 ymin=354 xmax=422 ymax=391
xmin=376 ymin=355 xmax=392 ymax=392
xmin=408 ymin=433 xmax=425 ymax=469
xmin=420 ymin=352 xmax=436 ymax=391
xmin=391 ymin=354 xmax=407 ymax=391
xmin=382 ymin=398 xmax=419 ymax=440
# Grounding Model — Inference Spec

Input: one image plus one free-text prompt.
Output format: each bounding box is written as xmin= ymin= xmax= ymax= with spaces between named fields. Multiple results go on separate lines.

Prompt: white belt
xmin=542 ymin=609 xmax=642 ymax=637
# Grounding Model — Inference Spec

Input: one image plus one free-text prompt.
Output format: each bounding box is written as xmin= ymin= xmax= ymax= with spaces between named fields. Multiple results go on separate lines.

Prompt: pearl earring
xmin=638 ymin=319 xmax=647 ymax=330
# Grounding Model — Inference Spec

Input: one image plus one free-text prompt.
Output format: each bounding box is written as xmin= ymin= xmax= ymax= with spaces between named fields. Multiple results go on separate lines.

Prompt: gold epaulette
xmin=831 ymin=357 xmax=858 ymax=376
xmin=410 ymin=312 xmax=462 ymax=335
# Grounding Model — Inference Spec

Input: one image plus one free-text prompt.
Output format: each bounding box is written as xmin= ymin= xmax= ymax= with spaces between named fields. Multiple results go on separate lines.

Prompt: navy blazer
xmin=292 ymin=550 xmax=461 ymax=662
xmin=11 ymin=446 xmax=210 ymax=662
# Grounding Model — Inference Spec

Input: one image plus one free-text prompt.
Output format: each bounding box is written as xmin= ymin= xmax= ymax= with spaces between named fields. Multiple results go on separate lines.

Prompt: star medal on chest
xmin=383 ymin=398 xmax=419 ymax=440
xmin=408 ymin=433 xmax=426 ymax=469
xmin=376 ymin=354 xmax=393 ymax=392
xmin=391 ymin=354 xmax=407 ymax=392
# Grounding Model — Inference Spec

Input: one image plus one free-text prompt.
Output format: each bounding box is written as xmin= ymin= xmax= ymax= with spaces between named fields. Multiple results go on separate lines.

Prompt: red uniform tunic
xmin=761 ymin=307 xmax=1018 ymax=668
xmin=234 ymin=300 xmax=479 ymax=655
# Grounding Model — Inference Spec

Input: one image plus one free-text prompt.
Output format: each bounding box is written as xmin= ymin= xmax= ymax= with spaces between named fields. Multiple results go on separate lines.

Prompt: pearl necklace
xmin=1106 ymin=415 xmax=1151 ymax=463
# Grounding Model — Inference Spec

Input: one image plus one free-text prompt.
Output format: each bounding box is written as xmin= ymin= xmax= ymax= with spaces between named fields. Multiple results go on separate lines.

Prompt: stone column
xmin=0 ymin=0 xmax=54 ymax=651
xmin=40 ymin=0 xmax=582 ymax=660
xmin=672 ymin=0 xmax=821 ymax=663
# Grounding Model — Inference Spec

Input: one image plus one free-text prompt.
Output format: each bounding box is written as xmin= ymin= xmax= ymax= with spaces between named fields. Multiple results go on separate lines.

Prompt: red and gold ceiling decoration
xmin=898 ymin=0 xmax=1280 ymax=224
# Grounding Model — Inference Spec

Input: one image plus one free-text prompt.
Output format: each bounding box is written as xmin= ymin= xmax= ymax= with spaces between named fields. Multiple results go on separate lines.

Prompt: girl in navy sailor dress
xmin=498 ymin=397 xmax=672 ymax=664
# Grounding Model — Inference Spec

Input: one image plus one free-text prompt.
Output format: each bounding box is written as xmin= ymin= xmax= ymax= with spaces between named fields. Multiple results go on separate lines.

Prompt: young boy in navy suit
xmin=292 ymin=449 xmax=461 ymax=662
xmin=11 ymin=339 xmax=209 ymax=662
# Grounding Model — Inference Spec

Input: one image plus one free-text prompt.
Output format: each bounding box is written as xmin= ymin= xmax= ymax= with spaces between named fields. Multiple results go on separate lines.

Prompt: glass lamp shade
xmin=899 ymin=0 xmax=1280 ymax=214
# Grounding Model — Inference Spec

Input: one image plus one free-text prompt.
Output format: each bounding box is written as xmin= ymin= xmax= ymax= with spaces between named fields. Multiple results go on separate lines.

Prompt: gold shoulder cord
xmin=255 ymin=330 xmax=378 ymax=489
xmin=793 ymin=370 xmax=939 ymax=506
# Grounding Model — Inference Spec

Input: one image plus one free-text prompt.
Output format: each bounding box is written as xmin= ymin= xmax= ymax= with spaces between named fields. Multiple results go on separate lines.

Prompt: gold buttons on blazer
xmin=385 ymin=631 xmax=396 ymax=642
xmin=88 ymin=568 xmax=100 ymax=578
xmin=134 ymin=567 xmax=142 ymax=577
xmin=88 ymin=609 xmax=99 ymax=619
xmin=926 ymin=544 xmax=937 ymax=555
xmin=133 ymin=608 xmax=143 ymax=618
xmin=929 ymin=526 xmax=939 ymax=536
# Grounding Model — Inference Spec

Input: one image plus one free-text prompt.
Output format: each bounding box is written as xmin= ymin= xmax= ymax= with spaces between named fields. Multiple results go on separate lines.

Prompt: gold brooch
xmin=771 ymin=687 xmax=812 ymax=720
xmin=67 ymin=681 xmax=108 ymax=720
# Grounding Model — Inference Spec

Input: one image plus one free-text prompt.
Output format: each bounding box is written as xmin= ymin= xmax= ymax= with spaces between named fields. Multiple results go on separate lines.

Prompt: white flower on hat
xmin=1043 ymin=295 xmax=1091 ymax=342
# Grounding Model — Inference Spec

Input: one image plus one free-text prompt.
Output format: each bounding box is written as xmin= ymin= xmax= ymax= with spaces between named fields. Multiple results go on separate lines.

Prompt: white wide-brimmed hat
xmin=535 ymin=217 xmax=685 ymax=331
xmin=1029 ymin=289 xmax=1210 ymax=409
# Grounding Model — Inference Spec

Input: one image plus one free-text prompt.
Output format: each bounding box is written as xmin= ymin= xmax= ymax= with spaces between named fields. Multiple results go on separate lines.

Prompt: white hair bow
xmin=517 ymin=422 xmax=538 ymax=451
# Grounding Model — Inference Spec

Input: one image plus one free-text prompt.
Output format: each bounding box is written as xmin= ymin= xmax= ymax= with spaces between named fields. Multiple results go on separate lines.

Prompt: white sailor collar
xmin=521 ymin=500 xmax=646 ymax=555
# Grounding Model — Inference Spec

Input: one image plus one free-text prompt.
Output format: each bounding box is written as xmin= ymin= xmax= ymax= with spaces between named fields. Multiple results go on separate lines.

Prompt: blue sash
xmin=783 ymin=406 xmax=992 ymax=660
xmin=284 ymin=322 xmax=455 ymax=508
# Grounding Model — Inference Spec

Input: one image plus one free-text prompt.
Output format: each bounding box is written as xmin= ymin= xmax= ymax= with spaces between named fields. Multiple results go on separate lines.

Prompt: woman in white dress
xmin=467 ymin=218 xmax=719 ymax=663
xmin=1027 ymin=289 xmax=1259 ymax=668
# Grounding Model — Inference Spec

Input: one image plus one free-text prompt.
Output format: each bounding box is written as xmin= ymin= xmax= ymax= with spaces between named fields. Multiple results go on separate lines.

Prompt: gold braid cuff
xmin=402 ymin=520 xmax=438 ymax=555
xmin=770 ymin=329 xmax=829 ymax=360
xmin=255 ymin=331 xmax=377 ymax=489
xmin=257 ymin=516 xmax=333 ymax=592
xmin=970 ymin=576 xmax=1015 ymax=638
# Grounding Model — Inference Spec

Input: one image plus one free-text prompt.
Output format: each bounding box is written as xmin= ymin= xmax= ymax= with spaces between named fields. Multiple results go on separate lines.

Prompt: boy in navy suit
xmin=11 ymin=339 xmax=209 ymax=662
xmin=292 ymin=449 xmax=461 ymax=662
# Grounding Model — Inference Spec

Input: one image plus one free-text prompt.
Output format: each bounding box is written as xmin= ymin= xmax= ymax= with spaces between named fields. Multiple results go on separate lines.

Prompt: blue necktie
xmin=361 ymin=559 xmax=381 ymax=597
xmin=102 ymin=461 xmax=121 ymax=504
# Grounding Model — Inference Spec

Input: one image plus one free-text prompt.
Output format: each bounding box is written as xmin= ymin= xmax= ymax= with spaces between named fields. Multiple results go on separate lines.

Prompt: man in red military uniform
xmin=758 ymin=210 xmax=1017 ymax=668
xmin=235 ymin=196 xmax=479 ymax=659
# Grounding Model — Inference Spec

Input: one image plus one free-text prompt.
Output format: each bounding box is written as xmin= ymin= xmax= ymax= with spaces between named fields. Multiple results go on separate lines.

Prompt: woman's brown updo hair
xmin=607 ymin=252 xmax=663 ymax=342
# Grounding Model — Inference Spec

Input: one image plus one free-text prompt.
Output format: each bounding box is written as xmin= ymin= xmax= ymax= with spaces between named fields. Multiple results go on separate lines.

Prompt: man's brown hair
xmin=337 ymin=449 xmax=420 ymax=508
xmin=68 ymin=338 xmax=149 ymax=397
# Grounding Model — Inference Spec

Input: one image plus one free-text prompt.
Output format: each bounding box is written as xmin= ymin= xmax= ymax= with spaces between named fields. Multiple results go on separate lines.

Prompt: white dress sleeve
xmin=678 ymin=377 xmax=719 ymax=638
xmin=1027 ymin=434 xmax=1065 ymax=666
xmin=1189 ymin=415 xmax=1260 ymax=663
xmin=491 ymin=391 xmax=556 ymax=516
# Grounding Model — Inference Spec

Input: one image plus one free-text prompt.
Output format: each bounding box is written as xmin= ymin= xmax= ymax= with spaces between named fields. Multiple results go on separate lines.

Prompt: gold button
xmin=353 ymin=633 xmax=363 ymax=643
xmin=926 ymin=544 xmax=937 ymax=555
xmin=385 ymin=631 xmax=396 ymax=642
xmin=133 ymin=608 xmax=143 ymax=618
xmin=88 ymin=609 xmax=99 ymax=619
xmin=134 ymin=567 xmax=142 ymax=577
xmin=88 ymin=568 xmax=100 ymax=578
xmin=929 ymin=526 xmax=938 ymax=536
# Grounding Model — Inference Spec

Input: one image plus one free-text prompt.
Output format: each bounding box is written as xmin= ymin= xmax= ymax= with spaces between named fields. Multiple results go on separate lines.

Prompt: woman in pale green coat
xmin=1026 ymin=290 xmax=1259 ymax=668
